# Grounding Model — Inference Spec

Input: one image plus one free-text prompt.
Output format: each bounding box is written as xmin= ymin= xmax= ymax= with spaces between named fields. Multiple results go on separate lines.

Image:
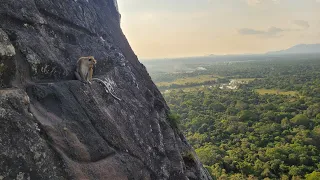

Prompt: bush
xmin=290 ymin=114 xmax=310 ymax=127
xmin=167 ymin=112 xmax=181 ymax=129
xmin=305 ymin=171 xmax=320 ymax=180
xmin=181 ymin=150 xmax=196 ymax=163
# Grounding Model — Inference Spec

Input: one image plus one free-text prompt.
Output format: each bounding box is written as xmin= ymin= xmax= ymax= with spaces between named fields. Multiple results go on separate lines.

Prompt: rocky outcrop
xmin=0 ymin=29 xmax=16 ymax=88
xmin=0 ymin=0 xmax=212 ymax=179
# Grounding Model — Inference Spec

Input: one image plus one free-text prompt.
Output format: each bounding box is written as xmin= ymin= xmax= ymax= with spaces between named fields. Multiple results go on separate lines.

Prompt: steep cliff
xmin=0 ymin=1 xmax=212 ymax=179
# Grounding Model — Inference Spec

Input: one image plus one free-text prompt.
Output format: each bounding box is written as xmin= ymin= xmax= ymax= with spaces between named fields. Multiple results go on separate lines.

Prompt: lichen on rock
xmin=0 ymin=28 xmax=16 ymax=88
xmin=0 ymin=29 xmax=16 ymax=57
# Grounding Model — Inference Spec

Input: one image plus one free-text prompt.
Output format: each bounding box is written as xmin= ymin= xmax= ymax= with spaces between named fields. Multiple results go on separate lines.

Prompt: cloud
xmin=293 ymin=20 xmax=310 ymax=29
xmin=246 ymin=0 xmax=280 ymax=6
xmin=246 ymin=0 xmax=261 ymax=6
xmin=238 ymin=22 xmax=309 ymax=38
xmin=238 ymin=28 xmax=264 ymax=35
xmin=266 ymin=27 xmax=284 ymax=35
xmin=238 ymin=27 xmax=284 ymax=37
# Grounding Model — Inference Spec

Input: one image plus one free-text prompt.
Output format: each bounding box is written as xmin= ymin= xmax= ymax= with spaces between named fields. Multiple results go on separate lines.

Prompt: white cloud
xmin=246 ymin=0 xmax=281 ymax=6
xmin=272 ymin=0 xmax=281 ymax=4
xmin=246 ymin=0 xmax=261 ymax=6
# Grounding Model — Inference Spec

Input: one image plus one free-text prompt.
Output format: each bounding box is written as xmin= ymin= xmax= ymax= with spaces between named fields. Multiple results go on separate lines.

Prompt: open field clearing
xmin=156 ymin=75 xmax=219 ymax=87
xmin=232 ymin=78 xmax=257 ymax=82
xmin=256 ymin=89 xmax=299 ymax=96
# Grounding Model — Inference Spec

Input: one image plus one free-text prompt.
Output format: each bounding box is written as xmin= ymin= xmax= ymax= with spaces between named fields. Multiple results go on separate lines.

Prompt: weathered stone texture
xmin=0 ymin=0 xmax=212 ymax=179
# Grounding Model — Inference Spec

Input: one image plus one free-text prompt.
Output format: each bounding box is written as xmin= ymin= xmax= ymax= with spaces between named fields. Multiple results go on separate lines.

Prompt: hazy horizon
xmin=117 ymin=0 xmax=320 ymax=59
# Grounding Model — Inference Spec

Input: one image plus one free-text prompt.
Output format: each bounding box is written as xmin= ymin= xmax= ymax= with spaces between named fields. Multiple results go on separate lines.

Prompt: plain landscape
xmin=143 ymin=48 xmax=320 ymax=179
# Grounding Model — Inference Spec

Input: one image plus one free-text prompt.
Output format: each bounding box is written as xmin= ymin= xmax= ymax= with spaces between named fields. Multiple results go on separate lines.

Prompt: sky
xmin=117 ymin=0 xmax=320 ymax=59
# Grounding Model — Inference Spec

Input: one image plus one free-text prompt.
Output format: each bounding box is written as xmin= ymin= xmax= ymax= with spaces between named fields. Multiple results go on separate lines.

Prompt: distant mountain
xmin=267 ymin=44 xmax=320 ymax=55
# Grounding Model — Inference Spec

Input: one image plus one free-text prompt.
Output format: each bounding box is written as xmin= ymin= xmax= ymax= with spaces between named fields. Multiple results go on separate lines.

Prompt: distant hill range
xmin=267 ymin=44 xmax=320 ymax=55
xmin=142 ymin=43 xmax=320 ymax=62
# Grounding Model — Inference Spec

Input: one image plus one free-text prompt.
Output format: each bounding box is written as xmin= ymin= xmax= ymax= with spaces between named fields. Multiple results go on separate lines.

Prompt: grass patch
xmin=256 ymin=89 xmax=298 ymax=96
xmin=162 ymin=86 xmax=214 ymax=94
xmin=232 ymin=78 xmax=258 ymax=82
xmin=157 ymin=75 xmax=219 ymax=87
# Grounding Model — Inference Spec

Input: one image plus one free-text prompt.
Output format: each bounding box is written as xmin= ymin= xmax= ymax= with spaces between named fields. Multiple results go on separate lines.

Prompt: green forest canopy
xmin=158 ymin=58 xmax=320 ymax=179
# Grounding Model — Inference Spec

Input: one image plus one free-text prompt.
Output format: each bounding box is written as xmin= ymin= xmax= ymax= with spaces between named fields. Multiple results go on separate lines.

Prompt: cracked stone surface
xmin=0 ymin=0 xmax=212 ymax=179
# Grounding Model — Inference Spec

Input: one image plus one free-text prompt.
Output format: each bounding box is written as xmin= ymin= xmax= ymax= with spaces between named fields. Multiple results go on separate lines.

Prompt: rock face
xmin=0 ymin=0 xmax=212 ymax=180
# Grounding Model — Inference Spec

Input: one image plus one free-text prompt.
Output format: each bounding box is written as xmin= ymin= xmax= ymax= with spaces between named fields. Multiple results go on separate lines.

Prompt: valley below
xmin=143 ymin=53 xmax=320 ymax=179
